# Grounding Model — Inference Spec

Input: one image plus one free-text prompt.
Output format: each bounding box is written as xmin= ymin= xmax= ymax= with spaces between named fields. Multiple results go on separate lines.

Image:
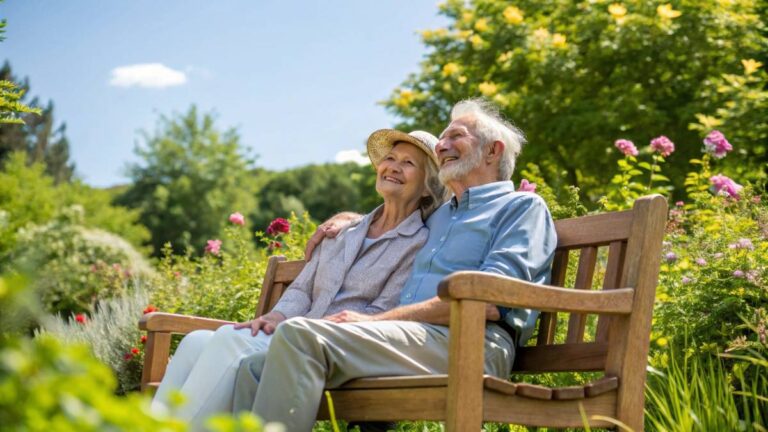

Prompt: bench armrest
xmin=437 ymin=271 xmax=634 ymax=315
xmin=139 ymin=312 xmax=236 ymax=334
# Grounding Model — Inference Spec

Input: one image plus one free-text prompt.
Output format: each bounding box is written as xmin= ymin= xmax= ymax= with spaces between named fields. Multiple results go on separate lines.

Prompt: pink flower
xmin=681 ymin=276 xmax=692 ymax=284
xmin=518 ymin=179 xmax=537 ymax=193
xmin=205 ymin=239 xmax=222 ymax=255
xmin=709 ymin=174 xmax=742 ymax=198
xmin=614 ymin=139 xmax=639 ymax=157
xmin=229 ymin=212 xmax=245 ymax=226
xmin=733 ymin=270 xmax=745 ymax=278
xmin=650 ymin=135 xmax=675 ymax=157
xmin=266 ymin=218 xmax=291 ymax=235
xmin=695 ymin=258 xmax=707 ymax=266
xmin=665 ymin=252 xmax=677 ymax=262
xmin=747 ymin=270 xmax=760 ymax=284
xmin=728 ymin=238 xmax=754 ymax=250
xmin=675 ymin=201 xmax=684 ymax=207
xmin=702 ymin=130 xmax=732 ymax=159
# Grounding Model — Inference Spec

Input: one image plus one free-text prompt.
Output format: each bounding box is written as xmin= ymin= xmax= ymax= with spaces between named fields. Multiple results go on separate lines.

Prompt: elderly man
xmin=235 ymin=99 xmax=557 ymax=431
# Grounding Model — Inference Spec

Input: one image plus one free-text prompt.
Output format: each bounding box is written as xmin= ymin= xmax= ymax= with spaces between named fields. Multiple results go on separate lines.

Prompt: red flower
xmin=143 ymin=305 xmax=157 ymax=315
xmin=75 ymin=314 xmax=87 ymax=324
xmin=268 ymin=241 xmax=282 ymax=250
xmin=131 ymin=347 xmax=140 ymax=355
xmin=266 ymin=218 xmax=290 ymax=235
xmin=141 ymin=335 xmax=148 ymax=344
xmin=124 ymin=353 xmax=133 ymax=361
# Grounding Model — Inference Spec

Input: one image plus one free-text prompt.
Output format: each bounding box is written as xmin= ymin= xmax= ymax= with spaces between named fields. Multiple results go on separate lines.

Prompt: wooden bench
xmin=140 ymin=194 xmax=667 ymax=431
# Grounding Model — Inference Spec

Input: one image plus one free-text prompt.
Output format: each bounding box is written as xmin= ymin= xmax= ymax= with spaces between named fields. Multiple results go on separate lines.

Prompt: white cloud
xmin=109 ymin=63 xmax=187 ymax=88
xmin=334 ymin=149 xmax=370 ymax=166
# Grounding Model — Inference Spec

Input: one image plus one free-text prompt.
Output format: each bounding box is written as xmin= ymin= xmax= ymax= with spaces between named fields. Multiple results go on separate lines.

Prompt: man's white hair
xmin=450 ymin=98 xmax=526 ymax=181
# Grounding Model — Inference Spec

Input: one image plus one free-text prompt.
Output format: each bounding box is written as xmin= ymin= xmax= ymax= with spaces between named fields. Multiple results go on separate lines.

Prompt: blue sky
xmin=2 ymin=1 xmax=447 ymax=187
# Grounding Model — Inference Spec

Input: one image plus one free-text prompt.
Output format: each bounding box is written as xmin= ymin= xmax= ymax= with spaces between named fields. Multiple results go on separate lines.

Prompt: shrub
xmin=12 ymin=205 xmax=153 ymax=317
xmin=150 ymin=212 xmax=314 ymax=322
xmin=37 ymin=288 xmax=152 ymax=394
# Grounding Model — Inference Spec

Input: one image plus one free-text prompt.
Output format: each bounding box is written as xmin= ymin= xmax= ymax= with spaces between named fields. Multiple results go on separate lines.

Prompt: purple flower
xmin=665 ymin=252 xmax=677 ymax=262
xmin=709 ymin=174 xmax=743 ymax=198
xmin=681 ymin=276 xmax=692 ymax=284
xmin=729 ymin=238 xmax=754 ymax=250
xmin=614 ymin=139 xmax=639 ymax=157
xmin=747 ymin=270 xmax=760 ymax=284
xmin=650 ymin=135 xmax=675 ymax=157
xmin=696 ymin=258 xmax=707 ymax=266
xmin=733 ymin=270 xmax=745 ymax=278
xmin=703 ymin=130 xmax=733 ymax=159
xmin=518 ymin=179 xmax=537 ymax=193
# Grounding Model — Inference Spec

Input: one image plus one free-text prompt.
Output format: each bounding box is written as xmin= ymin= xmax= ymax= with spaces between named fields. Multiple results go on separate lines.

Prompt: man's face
xmin=436 ymin=117 xmax=484 ymax=184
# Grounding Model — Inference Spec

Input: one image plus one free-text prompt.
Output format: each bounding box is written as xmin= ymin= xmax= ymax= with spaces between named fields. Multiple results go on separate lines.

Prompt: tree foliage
xmin=0 ymin=62 xmax=75 ymax=183
xmin=117 ymin=106 xmax=258 ymax=255
xmin=384 ymin=0 xmax=767 ymax=201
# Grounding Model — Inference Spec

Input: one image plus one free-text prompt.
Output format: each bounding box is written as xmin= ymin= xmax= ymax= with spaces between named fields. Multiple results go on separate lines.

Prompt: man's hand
xmin=323 ymin=310 xmax=375 ymax=323
xmin=304 ymin=212 xmax=363 ymax=260
xmin=233 ymin=311 xmax=286 ymax=336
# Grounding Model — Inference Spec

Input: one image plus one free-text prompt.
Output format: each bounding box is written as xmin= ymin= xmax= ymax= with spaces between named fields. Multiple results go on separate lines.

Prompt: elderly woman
xmin=151 ymin=129 xmax=447 ymax=427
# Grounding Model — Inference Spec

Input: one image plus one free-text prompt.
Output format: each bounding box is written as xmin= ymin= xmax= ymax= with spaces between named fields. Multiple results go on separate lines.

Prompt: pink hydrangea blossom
xmin=614 ymin=139 xmax=638 ymax=157
xmin=733 ymin=270 xmax=745 ymax=278
xmin=703 ymin=130 xmax=732 ymax=159
xmin=205 ymin=239 xmax=222 ymax=255
xmin=650 ymin=135 xmax=675 ymax=157
xmin=518 ymin=179 xmax=537 ymax=193
xmin=709 ymin=174 xmax=743 ymax=198
xmin=229 ymin=212 xmax=245 ymax=226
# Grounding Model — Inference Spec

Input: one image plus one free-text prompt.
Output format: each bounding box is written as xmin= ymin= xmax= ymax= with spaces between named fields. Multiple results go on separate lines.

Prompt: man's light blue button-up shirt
xmin=399 ymin=180 xmax=558 ymax=345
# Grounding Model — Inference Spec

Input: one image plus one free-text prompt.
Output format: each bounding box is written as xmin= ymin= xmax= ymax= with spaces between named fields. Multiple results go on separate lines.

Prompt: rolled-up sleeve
xmin=480 ymin=194 xmax=557 ymax=344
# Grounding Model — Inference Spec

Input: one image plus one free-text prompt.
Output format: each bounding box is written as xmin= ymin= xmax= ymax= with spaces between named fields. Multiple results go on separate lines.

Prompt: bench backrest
xmin=255 ymin=195 xmax=667 ymax=377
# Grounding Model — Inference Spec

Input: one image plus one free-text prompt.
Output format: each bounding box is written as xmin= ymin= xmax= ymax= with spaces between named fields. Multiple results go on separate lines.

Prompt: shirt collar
xmin=361 ymin=205 xmax=425 ymax=238
xmin=450 ymin=181 xmax=516 ymax=210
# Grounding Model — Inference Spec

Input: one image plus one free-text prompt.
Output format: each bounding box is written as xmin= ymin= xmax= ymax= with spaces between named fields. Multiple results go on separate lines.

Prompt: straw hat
xmin=366 ymin=129 xmax=440 ymax=168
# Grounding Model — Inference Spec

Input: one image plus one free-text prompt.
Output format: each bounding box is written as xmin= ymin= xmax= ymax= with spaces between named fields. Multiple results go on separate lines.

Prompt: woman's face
xmin=375 ymin=142 xmax=429 ymax=205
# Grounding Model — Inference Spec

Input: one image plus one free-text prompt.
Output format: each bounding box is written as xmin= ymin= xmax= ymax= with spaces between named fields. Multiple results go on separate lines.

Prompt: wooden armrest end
xmin=437 ymin=271 xmax=634 ymax=315
xmin=139 ymin=312 xmax=235 ymax=334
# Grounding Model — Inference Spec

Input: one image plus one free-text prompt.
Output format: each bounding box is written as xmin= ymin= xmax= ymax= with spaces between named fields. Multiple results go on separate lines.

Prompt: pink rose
xmin=614 ymin=139 xmax=639 ymax=157
xmin=266 ymin=218 xmax=291 ymax=235
xmin=709 ymin=174 xmax=742 ymax=198
xmin=518 ymin=179 xmax=537 ymax=193
xmin=702 ymin=130 xmax=732 ymax=159
xmin=650 ymin=135 xmax=675 ymax=157
xmin=229 ymin=212 xmax=245 ymax=226
xmin=205 ymin=239 xmax=222 ymax=255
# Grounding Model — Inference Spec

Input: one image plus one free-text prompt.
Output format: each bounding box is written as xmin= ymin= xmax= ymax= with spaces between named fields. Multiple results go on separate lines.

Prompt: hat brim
xmin=366 ymin=129 xmax=440 ymax=168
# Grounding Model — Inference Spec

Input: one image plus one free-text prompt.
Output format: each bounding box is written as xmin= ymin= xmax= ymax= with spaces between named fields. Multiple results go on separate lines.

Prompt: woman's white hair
xmin=450 ymin=98 xmax=526 ymax=181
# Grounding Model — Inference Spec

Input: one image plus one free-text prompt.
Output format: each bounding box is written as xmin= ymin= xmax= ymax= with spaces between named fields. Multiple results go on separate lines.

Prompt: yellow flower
xmin=442 ymin=62 xmax=460 ymax=77
xmin=657 ymin=293 xmax=669 ymax=302
xmin=656 ymin=337 xmax=669 ymax=347
xmin=608 ymin=3 xmax=627 ymax=18
xmin=474 ymin=18 xmax=489 ymax=33
xmin=421 ymin=29 xmax=434 ymax=40
xmin=493 ymin=94 xmax=510 ymax=107
xmin=657 ymin=4 xmax=682 ymax=20
xmin=608 ymin=3 xmax=627 ymax=24
xmin=456 ymin=30 xmax=473 ymax=39
xmin=461 ymin=11 xmax=474 ymax=24
xmin=533 ymin=27 xmax=551 ymax=41
xmin=742 ymin=58 xmax=763 ymax=75
xmin=695 ymin=113 xmax=723 ymax=129
xmin=498 ymin=51 xmax=513 ymax=63
xmin=394 ymin=89 xmax=415 ymax=108
xmin=470 ymin=34 xmax=485 ymax=49
xmin=458 ymin=75 xmax=468 ymax=84
xmin=503 ymin=6 xmax=524 ymax=25
xmin=478 ymin=81 xmax=498 ymax=97
xmin=552 ymin=33 xmax=567 ymax=49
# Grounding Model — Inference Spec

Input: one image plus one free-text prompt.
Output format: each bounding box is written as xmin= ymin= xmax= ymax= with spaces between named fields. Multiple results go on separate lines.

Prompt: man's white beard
xmin=438 ymin=143 xmax=485 ymax=185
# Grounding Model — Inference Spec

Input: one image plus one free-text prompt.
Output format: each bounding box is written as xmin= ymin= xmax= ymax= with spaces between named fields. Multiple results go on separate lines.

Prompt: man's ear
xmin=486 ymin=140 xmax=505 ymax=163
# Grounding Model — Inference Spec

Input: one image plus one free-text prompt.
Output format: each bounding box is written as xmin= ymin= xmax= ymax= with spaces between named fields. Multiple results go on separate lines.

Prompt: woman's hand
xmin=233 ymin=311 xmax=286 ymax=336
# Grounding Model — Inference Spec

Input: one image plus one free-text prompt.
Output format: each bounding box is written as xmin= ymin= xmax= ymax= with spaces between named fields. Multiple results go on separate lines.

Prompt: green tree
xmin=0 ymin=62 xmax=75 ymax=183
xmin=385 ymin=0 xmax=767 ymax=201
xmin=117 ymin=106 xmax=258 ymax=255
